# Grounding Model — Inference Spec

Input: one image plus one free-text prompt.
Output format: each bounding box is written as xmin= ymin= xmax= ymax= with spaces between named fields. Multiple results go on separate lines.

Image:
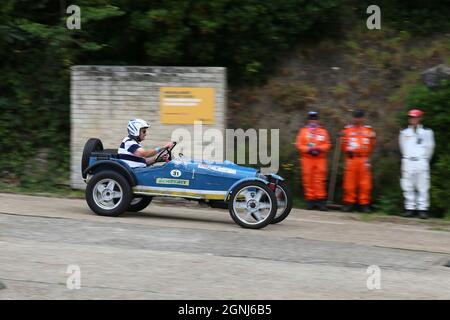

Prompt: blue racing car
xmin=81 ymin=138 xmax=292 ymax=229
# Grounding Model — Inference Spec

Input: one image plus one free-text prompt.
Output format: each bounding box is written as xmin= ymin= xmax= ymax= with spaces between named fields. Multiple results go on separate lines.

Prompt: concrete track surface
xmin=0 ymin=193 xmax=449 ymax=299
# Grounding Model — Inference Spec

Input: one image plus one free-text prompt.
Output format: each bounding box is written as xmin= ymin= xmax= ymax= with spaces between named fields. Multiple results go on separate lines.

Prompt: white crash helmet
xmin=127 ymin=119 xmax=149 ymax=139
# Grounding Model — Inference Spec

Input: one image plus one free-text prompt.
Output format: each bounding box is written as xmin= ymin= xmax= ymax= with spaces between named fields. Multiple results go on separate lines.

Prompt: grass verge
xmin=0 ymin=182 xmax=84 ymax=199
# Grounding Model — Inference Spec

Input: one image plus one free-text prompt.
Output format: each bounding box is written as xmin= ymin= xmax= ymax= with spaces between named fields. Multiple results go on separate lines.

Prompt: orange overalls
xmin=296 ymin=125 xmax=331 ymax=201
xmin=341 ymin=125 xmax=376 ymax=205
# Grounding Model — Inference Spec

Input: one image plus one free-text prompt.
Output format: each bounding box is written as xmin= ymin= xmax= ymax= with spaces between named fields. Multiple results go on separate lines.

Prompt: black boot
xmin=418 ymin=210 xmax=428 ymax=219
xmin=306 ymin=201 xmax=315 ymax=210
xmin=403 ymin=210 xmax=416 ymax=218
xmin=362 ymin=204 xmax=372 ymax=213
xmin=318 ymin=200 xmax=328 ymax=211
xmin=342 ymin=204 xmax=354 ymax=212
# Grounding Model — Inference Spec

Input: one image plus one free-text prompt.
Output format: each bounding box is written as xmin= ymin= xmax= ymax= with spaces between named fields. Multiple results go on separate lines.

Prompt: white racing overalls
xmin=399 ymin=125 xmax=435 ymax=211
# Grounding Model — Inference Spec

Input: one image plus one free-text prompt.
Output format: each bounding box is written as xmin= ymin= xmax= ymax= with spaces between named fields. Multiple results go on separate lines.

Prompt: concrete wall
xmin=70 ymin=66 xmax=226 ymax=189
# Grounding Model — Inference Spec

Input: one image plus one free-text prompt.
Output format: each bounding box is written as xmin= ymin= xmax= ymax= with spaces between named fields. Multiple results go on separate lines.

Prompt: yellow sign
xmin=156 ymin=178 xmax=190 ymax=186
xmin=160 ymin=87 xmax=215 ymax=124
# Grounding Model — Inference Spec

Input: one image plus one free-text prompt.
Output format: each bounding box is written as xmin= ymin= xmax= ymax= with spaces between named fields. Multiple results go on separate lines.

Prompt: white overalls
xmin=399 ymin=125 xmax=435 ymax=211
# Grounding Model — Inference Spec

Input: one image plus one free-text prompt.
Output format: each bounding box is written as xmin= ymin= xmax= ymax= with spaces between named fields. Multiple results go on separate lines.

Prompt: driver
xmin=118 ymin=119 xmax=173 ymax=168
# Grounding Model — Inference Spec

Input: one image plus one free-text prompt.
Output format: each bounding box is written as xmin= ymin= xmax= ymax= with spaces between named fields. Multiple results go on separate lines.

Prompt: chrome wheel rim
xmin=233 ymin=186 xmax=273 ymax=225
xmin=93 ymin=178 xmax=123 ymax=210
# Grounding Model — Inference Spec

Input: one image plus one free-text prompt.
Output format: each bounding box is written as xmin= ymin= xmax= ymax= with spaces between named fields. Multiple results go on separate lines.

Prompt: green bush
xmin=96 ymin=0 xmax=343 ymax=83
xmin=357 ymin=0 xmax=450 ymax=34
xmin=372 ymin=154 xmax=403 ymax=215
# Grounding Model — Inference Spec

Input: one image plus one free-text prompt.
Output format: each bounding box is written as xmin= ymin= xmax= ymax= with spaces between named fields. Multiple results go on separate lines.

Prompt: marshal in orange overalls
xmin=296 ymin=125 xmax=331 ymax=201
xmin=340 ymin=125 xmax=376 ymax=205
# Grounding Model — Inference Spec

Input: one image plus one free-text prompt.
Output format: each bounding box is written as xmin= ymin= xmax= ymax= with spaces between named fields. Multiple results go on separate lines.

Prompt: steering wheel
xmin=154 ymin=142 xmax=177 ymax=163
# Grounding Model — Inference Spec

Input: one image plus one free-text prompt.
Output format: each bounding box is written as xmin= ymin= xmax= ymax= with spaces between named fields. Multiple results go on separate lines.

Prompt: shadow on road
xmin=118 ymin=210 xmax=237 ymax=226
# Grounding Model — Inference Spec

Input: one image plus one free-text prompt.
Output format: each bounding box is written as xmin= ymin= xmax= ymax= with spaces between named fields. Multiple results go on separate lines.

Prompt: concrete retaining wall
xmin=70 ymin=66 xmax=226 ymax=189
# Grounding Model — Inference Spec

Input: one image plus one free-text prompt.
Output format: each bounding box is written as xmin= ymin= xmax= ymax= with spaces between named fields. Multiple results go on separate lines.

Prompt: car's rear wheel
xmin=271 ymin=181 xmax=293 ymax=224
xmin=128 ymin=196 xmax=153 ymax=212
xmin=86 ymin=170 xmax=132 ymax=217
xmin=81 ymin=138 xmax=103 ymax=175
xmin=228 ymin=181 xmax=277 ymax=229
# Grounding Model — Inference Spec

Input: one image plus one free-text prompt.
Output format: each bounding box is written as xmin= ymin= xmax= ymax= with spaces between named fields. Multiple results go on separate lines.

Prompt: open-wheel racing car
xmin=81 ymin=138 xmax=292 ymax=229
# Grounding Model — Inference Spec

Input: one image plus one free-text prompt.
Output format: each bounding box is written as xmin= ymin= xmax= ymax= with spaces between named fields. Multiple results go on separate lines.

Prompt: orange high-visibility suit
xmin=296 ymin=125 xmax=331 ymax=201
xmin=341 ymin=125 xmax=376 ymax=205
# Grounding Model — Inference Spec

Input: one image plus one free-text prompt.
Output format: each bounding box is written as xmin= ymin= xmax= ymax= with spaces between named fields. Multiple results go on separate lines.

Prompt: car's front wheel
xmin=228 ymin=181 xmax=277 ymax=229
xmin=86 ymin=170 xmax=132 ymax=217
xmin=128 ymin=196 xmax=153 ymax=212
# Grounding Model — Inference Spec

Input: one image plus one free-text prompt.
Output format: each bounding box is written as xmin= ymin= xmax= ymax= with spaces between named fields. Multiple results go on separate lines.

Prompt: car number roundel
xmin=170 ymin=169 xmax=181 ymax=177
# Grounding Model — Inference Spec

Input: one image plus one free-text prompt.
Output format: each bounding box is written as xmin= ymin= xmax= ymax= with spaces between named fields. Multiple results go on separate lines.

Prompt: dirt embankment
xmin=228 ymin=30 xmax=449 ymax=149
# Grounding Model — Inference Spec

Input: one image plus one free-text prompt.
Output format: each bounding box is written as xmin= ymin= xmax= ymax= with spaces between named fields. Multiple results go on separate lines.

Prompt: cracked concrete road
xmin=0 ymin=193 xmax=449 ymax=299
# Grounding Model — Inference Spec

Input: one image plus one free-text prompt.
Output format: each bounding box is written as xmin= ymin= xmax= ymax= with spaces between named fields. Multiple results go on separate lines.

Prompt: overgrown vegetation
xmin=357 ymin=0 xmax=450 ymax=35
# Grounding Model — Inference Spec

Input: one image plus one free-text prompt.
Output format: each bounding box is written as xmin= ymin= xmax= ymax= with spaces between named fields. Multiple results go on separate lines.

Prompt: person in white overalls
xmin=399 ymin=109 xmax=435 ymax=219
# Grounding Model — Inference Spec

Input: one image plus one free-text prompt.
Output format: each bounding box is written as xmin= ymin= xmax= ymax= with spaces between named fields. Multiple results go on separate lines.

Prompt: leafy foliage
xmin=357 ymin=0 xmax=450 ymax=34
xmin=0 ymin=1 xmax=124 ymax=188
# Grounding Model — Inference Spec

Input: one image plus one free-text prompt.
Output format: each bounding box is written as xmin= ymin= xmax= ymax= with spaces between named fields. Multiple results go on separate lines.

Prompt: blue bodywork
xmin=85 ymin=155 xmax=283 ymax=201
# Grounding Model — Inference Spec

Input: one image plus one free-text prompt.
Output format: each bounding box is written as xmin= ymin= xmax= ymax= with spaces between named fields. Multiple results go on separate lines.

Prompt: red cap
xmin=408 ymin=109 xmax=423 ymax=117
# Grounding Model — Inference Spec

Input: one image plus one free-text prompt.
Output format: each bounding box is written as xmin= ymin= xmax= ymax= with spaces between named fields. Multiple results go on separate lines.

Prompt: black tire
xmin=271 ymin=181 xmax=293 ymax=224
xmin=128 ymin=196 xmax=153 ymax=212
xmin=228 ymin=180 xmax=277 ymax=229
xmin=81 ymin=138 xmax=103 ymax=175
xmin=85 ymin=170 xmax=132 ymax=217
